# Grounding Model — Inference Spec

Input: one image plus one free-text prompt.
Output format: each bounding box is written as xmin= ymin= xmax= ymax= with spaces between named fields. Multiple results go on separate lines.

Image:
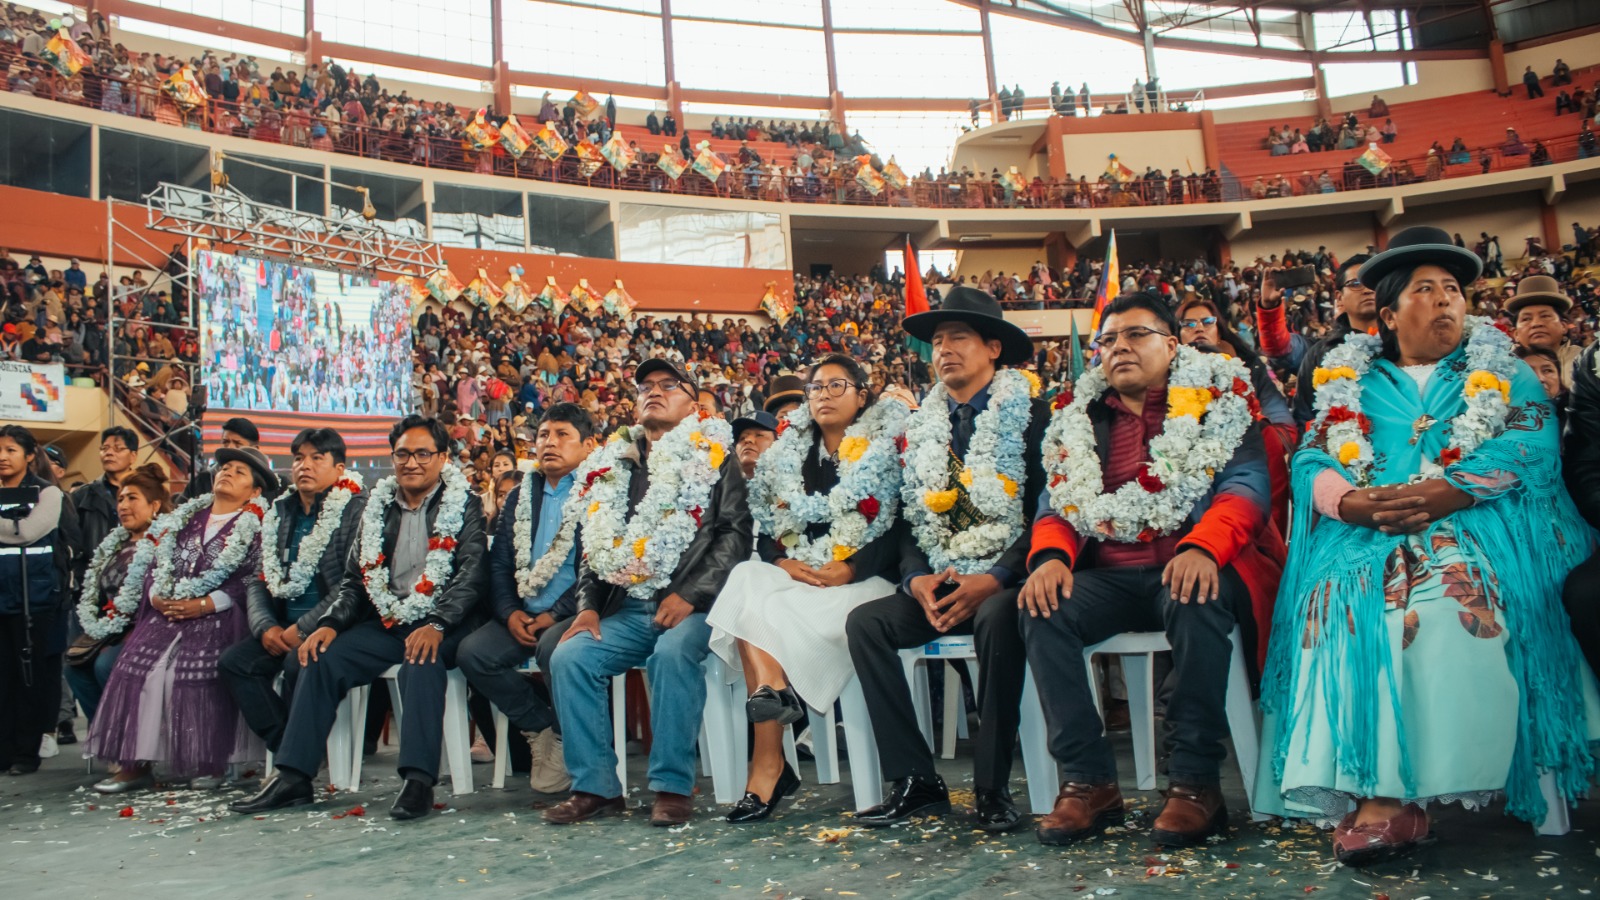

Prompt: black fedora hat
xmin=1358 ymin=225 xmax=1482 ymax=292
xmin=902 ymin=286 xmax=1034 ymax=366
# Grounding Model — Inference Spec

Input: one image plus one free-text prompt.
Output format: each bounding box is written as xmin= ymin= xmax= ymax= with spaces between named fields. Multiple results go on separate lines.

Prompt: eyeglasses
xmin=1094 ymin=327 xmax=1171 ymax=349
xmin=392 ymin=449 xmax=439 ymax=464
xmin=803 ymin=378 xmax=859 ymax=398
xmin=1179 ymin=316 xmax=1217 ymax=331
xmin=635 ymin=378 xmax=686 ymax=396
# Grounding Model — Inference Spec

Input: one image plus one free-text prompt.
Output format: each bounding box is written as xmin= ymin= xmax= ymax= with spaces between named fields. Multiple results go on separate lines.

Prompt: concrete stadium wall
xmin=1057 ymin=129 xmax=1208 ymax=181
xmin=1228 ymin=217 xmax=1376 ymax=266
xmin=1388 ymin=193 xmax=1546 ymax=249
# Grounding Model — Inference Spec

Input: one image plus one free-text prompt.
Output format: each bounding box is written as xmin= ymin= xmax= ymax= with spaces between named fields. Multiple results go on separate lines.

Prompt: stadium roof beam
xmin=143 ymin=183 xmax=444 ymax=279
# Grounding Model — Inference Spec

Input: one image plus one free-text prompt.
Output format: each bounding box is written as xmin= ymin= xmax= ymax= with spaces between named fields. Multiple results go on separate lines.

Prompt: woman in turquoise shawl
xmin=1256 ymin=226 xmax=1600 ymax=867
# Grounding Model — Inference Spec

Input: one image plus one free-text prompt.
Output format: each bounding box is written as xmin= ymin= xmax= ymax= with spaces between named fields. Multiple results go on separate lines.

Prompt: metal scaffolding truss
xmin=143 ymin=181 xmax=443 ymax=278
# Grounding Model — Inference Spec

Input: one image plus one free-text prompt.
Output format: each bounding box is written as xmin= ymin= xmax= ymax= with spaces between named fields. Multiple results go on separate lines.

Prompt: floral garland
xmin=358 ymin=465 xmax=471 ymax=626
xmin=259 ymin=472 xmax=364 ymax=600
xmin=512 ymin=471 xmax=585 ymax=598
xmin=900 ymin=368 xmax=1034 ymax=574
xmin=575 ymin=413 xmax=730 ymax=598
xmin=747 ymin=397 xmax=910 ymax=568
xmin=148 ymin=494 xmax=265 ymax=601
xmin=1042 ymin=345 xmax=1255 ymax=543
xmin=76 ymin=526 xmax=160 ymax=640
xmin=1309 ymin=316 xmax=1517 ymax=485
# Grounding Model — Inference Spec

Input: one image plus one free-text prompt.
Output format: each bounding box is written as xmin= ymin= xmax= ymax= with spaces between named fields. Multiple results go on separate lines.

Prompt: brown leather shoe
xmin=1036 ymin=782 xmax=1124 ymax=846
xmin=542 ymin=791 xmax=625 ymax=825
xmin=650 ymin=791 xmax=694 ymax=827
xmin=1332 ymin=803 xmax=1431 ymax=867
xmin=1151 ymin=783 xmax=1228 ymax=846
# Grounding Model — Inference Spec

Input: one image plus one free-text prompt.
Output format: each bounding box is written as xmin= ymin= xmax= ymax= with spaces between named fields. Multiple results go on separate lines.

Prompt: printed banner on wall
xmin=0 ymin=362 xmax=66 ymax=422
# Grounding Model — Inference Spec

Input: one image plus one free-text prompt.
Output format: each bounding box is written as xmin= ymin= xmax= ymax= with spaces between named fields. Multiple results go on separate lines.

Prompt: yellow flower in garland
xmin=689 ymin=431 xmax=709 ymax=450
xmin=1313 ymin=366 xmax=1359 ymax=388
xmin=1167 ymin=386 xmax=1213 ymax=420
xmin=708 ymin=442 xmax=726 ymax=469
xmin=832 ymin=544 xmax=856 ymax=562
xmin=1338 ymin=441 xmax=1361 ymax=466
xmin=1464 ymin=370 xmax=1511 ymax=403
xmin=925 ymin=489 xmax=959 ymax=514
xmin=1020 ymin=369 xmax=1042 ymax=398
xmin=997 ymin=473 xmax=1019 ymax=497
xmin=837 ymin=436 xmax=869 ymax=463
xmin=958 ymin=468 xmax=974 ymax=487
xmin=632 ymin=537 xmax=649 ymax=558
xmin=588 ymin=501 xmax=601 ymax=516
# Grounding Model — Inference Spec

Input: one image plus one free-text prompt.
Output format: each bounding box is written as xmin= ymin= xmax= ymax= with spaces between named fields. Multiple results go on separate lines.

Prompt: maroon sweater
xmin=1089 ymin=386 xmax=1182 ymax=569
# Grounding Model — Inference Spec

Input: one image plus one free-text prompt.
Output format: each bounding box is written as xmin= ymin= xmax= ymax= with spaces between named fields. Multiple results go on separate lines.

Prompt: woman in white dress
xmin=709 ymin=354 xmax=909 ymax=822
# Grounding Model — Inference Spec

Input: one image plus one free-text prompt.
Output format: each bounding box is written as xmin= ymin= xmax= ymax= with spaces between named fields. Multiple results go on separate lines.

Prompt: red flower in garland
xmin=584 ymin=466 xmax=612 ymax=488
xmin=1438 ymin=447 xmax=1462 ymax=467
xmin=334 ymin=478 xmax=362 ymax=494
xmin=1052 ymin=391 xmax=1074 ymax=410
xmin=243 ymin=503 xmax=265 ymax=519
xmin=857 ymin=496 xmax=881 ymax=523
xmin=1230 ymin=377 xmax=1250 ymax=397
xmin=775 ymin=419 xmax=791 ymax=437
xmin=689 ymin=506 xmax=704 ymax=527
xmin=428 ymin=536 xmax=458 ymax=552
xmin=1049 ymin=473 xmax=1066 ymax=487
xmin=1207 ymin=386 xmax=1223 ymax=399
xmin=1134 ymin=463 xmax=1165 ymax=493
xmin=1136 ymin=527 xmax=1158 ymax=543
xmin=1324 ymin=406 xmax=1357 ymax=425
xmin=414 ymin=577 xmax=437 ymax=596
xmin=893 ymin=434 xmax=906 ymax=454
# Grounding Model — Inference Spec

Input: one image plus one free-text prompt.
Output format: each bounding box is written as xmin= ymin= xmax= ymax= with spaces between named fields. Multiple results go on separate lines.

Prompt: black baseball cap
xmin=634 ymin=358 xmax=696 ymax=393
xmin=731 ymin=410 xmax=779 ymax=440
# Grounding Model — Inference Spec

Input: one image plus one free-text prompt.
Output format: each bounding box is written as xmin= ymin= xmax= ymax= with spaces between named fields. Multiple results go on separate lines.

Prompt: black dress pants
xmin=458 ymin=619 xmax=556 ymax=734
xmin=219 ymin=636 xmax=303 ymax=754
xmin=1562 ymin=550 xmax=1600 ymax=679
xmin=845 ymin=589 xmax=1026 ymax=791
xmin=0 ymin=610 xmax=60 ymax=768
xmin=1021 ymin=565 xmax=1245 ymax=787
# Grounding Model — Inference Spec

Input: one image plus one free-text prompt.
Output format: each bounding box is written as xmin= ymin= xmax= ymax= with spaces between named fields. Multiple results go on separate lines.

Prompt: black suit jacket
xmin=489 ymin=479 xmax=581 ymax=624
xmin=756 ymin=431 xmax=896 ymax=584
xmin=1565 ymin=342 xmax=1600 ymax=527
xmin=575 ymin=434 xmax=753 ymax=619
xmin=322 ymin=480 xmax=488 ymax=632
xmin=246 ymin=488 xmax=367 ymax=638
xmin=897 ymin=393 xmax=1050 ymax=586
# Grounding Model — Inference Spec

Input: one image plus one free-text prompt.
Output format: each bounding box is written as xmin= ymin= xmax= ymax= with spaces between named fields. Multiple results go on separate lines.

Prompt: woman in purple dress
xmin=87 ymin=448 xmax=275 ymax=792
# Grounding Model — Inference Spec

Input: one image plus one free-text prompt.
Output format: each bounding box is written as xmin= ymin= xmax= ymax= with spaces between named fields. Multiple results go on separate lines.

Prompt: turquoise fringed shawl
xmin=1260 ymin=343 xmax=1597 ymax=823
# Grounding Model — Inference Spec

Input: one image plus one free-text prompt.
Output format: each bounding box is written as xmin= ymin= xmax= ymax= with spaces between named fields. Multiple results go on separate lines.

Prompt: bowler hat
xmin=902 ymin=287 xmax=1033 ymax=365
xmin=1358 ymin=225 xmax=1482 ymax=293
xmin=763 ymin=374 xmax=805 ymax=413
xmin=1505 ymin=274 xmax=1573 ymax=316
xmin=215 ymin=446 xmax=279 ymax=498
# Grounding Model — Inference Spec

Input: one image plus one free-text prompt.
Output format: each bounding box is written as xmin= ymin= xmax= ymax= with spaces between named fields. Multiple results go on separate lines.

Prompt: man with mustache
xmin=1509 ymin=275 xmax=1581 ymax=379
xmin=457 ymin=403 xmax=598 ymax=795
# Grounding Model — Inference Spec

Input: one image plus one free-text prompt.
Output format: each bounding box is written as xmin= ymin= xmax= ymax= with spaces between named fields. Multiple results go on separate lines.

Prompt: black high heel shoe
xmin=746 ymin=685 xmax=804 ymax=725
xmin=725 ymin=763 xmax=801 ymax=823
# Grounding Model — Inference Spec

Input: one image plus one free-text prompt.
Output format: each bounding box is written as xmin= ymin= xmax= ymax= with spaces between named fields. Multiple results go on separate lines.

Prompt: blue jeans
xmin=64 ymin=642 xmax=122 ymax=723
xmin=548 ymin=599 xmax=711 ymax=798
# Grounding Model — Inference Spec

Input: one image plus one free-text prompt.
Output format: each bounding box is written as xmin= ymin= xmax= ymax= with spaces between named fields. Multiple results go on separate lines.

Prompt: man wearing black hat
xmin=541 ymin=358 xmax=751 ymax=827
xmin=845 ymin=286 xmax=1047 ymax=832
xmin=731 ymin=410 xmax=779 ymax=479
xmin=219 ymin=428 xmax=366 ymax=755
xmin=231 ymin=415 xmax=487 ymax=821
xmin=1508 ymin=275 xmax=1581 ymax=378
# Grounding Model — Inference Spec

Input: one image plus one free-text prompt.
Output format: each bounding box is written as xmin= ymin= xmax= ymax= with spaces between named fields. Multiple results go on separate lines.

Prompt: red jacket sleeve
xmin=1255 ymin=302 xmax=1295 ymax=359
xmin=1177 ymin=493 xmax=1267 ymax=569
xmin=1028 ymin=513 xmax=1082 ymax=570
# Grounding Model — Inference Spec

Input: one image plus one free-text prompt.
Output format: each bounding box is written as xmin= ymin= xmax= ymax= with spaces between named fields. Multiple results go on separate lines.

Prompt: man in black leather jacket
xmin=541 ymin=359 xmax=751 ymax=828
xmin=1561 ymin=341 xmax=1600 ymax=678
xmin=231 ymin=416 xmax=487 ymax=821
xmin=219 ymin=428 xmax=366 ymax=755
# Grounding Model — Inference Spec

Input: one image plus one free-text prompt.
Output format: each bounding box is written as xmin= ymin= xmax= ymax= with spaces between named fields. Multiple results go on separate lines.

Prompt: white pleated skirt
xmin=707 ymin=559 xmax=896 ymax=709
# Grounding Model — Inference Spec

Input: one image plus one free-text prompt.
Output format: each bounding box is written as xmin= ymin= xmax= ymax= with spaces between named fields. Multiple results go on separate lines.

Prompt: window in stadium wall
xmin=122 ymin=0 xmax=306 ymax=34
xmin=501 ymin=2 xmax=666 ymax=87
xmin=671 ymin=19 xmax=829 ymax=97
xmin=616 ymin=204 xmax=785 ymax=270
xmin=431 ymin=184 xmax=526 ymax=252
xmin=828 ymin=0 xmax=980 ymax=32
xmin=230 ymin=155 xmax=326 ymax=215
xmin=527 ymin=194 xmax=614 ymax=259
xmin=329 ymin=168 xmax=426 ymax=239
xmin=99 ymin=130 xmax=209 ymax=202
xmin=316 ymin=0 xmax=494 ymax=67
xmin=832 ymin=33 xmax=987 ymax=100
xmin=0 ymin=109 xmax=90 ymax=198
xmin=671 ymin=0 xmax=821 ymax=28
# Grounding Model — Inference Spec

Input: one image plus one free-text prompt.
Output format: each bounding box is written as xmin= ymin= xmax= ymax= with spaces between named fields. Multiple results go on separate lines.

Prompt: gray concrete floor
xmin=2 ymin=724 xmax=1598 ymax=899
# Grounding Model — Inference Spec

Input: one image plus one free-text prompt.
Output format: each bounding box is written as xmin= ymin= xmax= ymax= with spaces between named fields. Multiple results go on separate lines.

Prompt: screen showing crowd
xmin=198 ymin=249 xmax=412 ymax=417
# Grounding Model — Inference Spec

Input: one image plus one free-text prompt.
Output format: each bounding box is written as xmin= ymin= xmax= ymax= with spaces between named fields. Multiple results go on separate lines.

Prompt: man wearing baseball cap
xmin=730 ymin=410 xmax=779 ymax=479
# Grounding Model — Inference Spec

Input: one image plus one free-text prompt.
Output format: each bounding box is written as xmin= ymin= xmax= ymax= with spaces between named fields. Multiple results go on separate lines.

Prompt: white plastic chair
xmin=717 ymin=661 xmax=843 ymax=791
xmin=897 ymin=635 xmax=1059 ymax=815
xmin=345 ymin=665 xmax=474 ymax=795
xmin=263 ymin=675 xmax=362 ymax=792
xmin=1082 ymin=627 xmax=1259 ymax=816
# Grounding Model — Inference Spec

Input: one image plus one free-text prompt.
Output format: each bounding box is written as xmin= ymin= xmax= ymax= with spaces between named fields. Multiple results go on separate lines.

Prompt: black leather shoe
xmin=745 ymin=685 xmax=804 ymax=725
xmin=389 ymin=778 xmax=434 ymax=821
xmin=854 ymin=775 xmax=951 ymax=827
xmin=725 ymin=763 xmax=801 ymax=824
xmin=56 ymin=721 xmax=78 ymax=746
xmin=229 ymin=775 xmax=313 ymax=814
xmin=974 ymin=788 xmax=1025 ymax=833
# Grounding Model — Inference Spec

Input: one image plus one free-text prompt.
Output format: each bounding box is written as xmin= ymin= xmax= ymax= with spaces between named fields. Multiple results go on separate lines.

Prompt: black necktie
xmin=951 ymin=403 xmax=976 ymax=459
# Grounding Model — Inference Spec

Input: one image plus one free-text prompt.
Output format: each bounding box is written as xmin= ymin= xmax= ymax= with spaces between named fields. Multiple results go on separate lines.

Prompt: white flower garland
xmin=900 ymin=368 xmax=1034 ymax=574
xmin=76 ymin=526 xmax=160 ymax=640
xmin=358 ymin=465 xmax=471 ymax=625
xmin=148 ymin=494 xmax=264 ymax=601
xmin=1309 ymin=316 xmax=1517 ymax=485
xmin=512 ymin=473 xmax=585 ymax=598
xmin=575 ymin=414 xmax=731 ymax=598
xmin=259 ymin=472 xmax=364 ymax=600
xmin=747 ymin=397 xmax=910 ymax=568
xmin=1042 ymin=345 xmax=1254 ymax=542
